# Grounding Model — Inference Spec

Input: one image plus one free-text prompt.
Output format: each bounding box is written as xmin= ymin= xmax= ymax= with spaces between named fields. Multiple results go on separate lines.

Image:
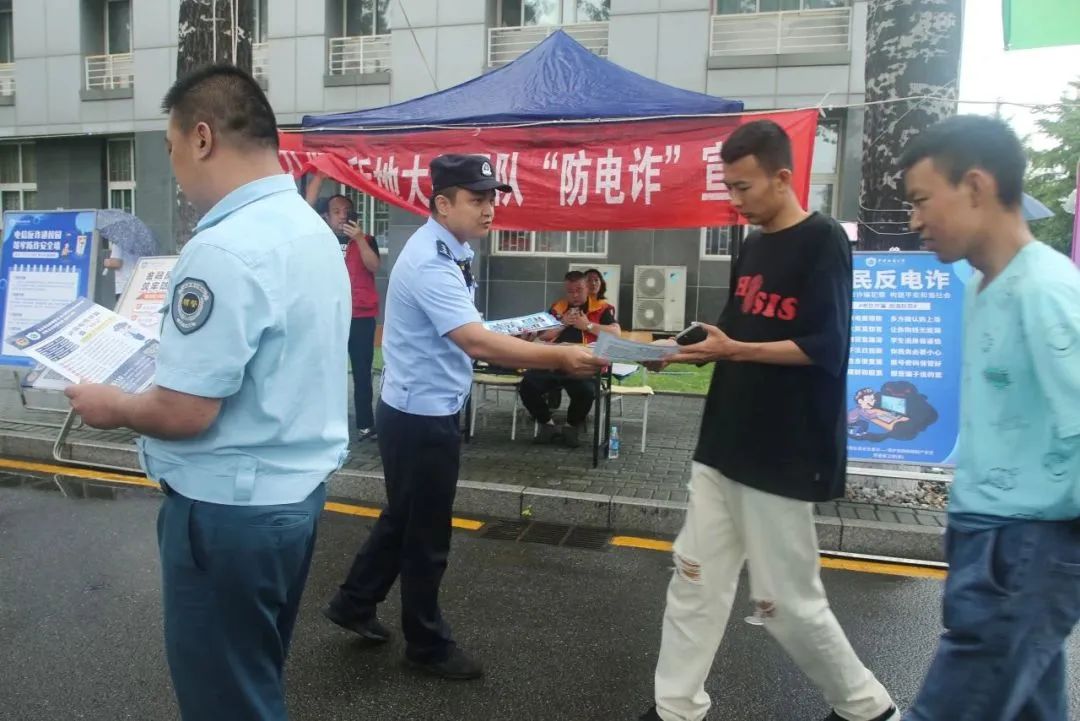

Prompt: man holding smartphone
xmin=638 ymin=120 xmax=898 ymax=721
xmin=307 ymin=173 xmax=382 ymax=443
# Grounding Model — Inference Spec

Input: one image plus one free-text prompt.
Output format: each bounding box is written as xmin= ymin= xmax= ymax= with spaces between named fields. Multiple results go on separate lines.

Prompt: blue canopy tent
xmin=301 ymin=30 xmax=744 ymax=130
xmin=279 ymin=31 xmax=804 ymax=234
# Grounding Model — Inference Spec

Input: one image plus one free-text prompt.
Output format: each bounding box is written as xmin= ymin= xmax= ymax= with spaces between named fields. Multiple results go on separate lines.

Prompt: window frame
xmin=0 ymin=5 xmax=13 ymax=65
xmin=106 ymin=137 xmax=136 ymax=214
xmin=105 ymin=0 xmax=133 ymax=55
xmin=492 ymin=228 xmax=609 ymax=258
xmin=714 ymin=0 xmax=850 ymax=13
xmin=699 ymin=225 xmax=737 ymax=261
xmin=498 ymin=0 xmax=610 ymax=27
xmin=0 ymin=143 xmax=37 ymax=216
xmin=342 ymin=0 xmax=391 ymax=38
xmin=809 ymin=114 xmax=842 ymax=217
xmin=255 ymin=0 xmax=269 ymax=43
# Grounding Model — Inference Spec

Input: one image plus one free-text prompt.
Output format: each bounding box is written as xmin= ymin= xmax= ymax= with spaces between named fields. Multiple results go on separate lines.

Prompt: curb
xmin=5 ymin=429 xmax=945 ymax=562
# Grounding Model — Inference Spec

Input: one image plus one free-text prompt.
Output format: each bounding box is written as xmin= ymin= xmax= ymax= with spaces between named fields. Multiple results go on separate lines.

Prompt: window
xmin=344 ymin=0 xmax=391 ymax=36
xmin=107 ymin=138 xmax=135 ymax=213
xmin=810 ymin=116 xmax=841 ymax=216
xmin=0 ymin=143 xmax=36 ymax=213
xmin=255 ymin=0 xmax=268 ymax=43
xmin=0 ymin=2 xmax=13 ymax=64
xmin=106 ymin=0 xmax=132 ymax=54
xmin=494 ymin=229 xmax=607 ymax=257
xmin=340 ymin=186 xmax=390 ymax=244
xmin=500 ymin=0 xmax=609 ymax=26
xmin=700 ymin=225 xmax=736 ymax=259
xmin=715 ymin=0 xmax=847 ymax=12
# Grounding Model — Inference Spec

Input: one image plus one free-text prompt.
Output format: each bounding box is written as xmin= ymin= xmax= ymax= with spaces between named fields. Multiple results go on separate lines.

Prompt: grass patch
xmin=615 ymin=363 xmax=711 ymax=396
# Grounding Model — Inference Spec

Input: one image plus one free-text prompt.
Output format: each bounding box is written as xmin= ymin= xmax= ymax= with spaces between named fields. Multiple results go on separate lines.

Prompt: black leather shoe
xmin=321 ymin=604 xmax=390 ymax=643
xmin=534 ymin=423 xmax=561 ymax=445
xmin=638 ymin=706 xmax=663 ymax=721
xmin=823 ymin=707 xmax=900 ymax=721
xmin=407 ymin=647 xmax=484 ymax=680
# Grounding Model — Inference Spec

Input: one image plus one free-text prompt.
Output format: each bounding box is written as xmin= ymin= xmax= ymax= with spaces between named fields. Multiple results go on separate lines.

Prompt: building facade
xmin=0 ymin=0 xmax=867 ymax=326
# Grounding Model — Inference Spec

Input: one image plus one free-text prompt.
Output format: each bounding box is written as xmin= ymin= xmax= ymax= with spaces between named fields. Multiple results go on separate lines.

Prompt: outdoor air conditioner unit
xmin=632 ymin=265 xmax=686 ymax=332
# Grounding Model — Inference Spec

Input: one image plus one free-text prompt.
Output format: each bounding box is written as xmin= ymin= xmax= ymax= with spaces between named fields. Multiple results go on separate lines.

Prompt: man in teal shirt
xmin=901 ymin=116 xmax=1080 ymax=720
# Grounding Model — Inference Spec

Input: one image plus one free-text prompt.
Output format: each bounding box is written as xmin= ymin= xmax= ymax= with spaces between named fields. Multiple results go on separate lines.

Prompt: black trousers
xmin=349 ymin=317 xmax=376 ymax=429
xmin=331 ymin=400 xmax=461 ymax=662
xmin=519 ymin=370 xmax=596 ymax=427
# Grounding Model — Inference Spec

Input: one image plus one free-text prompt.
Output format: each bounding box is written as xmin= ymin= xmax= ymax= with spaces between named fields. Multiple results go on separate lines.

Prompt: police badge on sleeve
xmin=172 ymin=278 xmax=214 ymax=335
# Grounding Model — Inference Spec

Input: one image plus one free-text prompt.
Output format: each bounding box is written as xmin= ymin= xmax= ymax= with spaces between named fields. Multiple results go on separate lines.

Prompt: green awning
xmin=1003 ymin=0 xmax=1080 ymax=50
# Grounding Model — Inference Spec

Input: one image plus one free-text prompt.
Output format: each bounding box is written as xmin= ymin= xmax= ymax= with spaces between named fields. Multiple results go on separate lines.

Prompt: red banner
xmin=278 ymin=110 xmax=818 ymax=231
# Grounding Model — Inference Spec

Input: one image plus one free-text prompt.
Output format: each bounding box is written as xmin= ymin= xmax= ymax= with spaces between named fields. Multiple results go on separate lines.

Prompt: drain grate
xmin=520 ymin=522 xmax=572 ymax=546
xmin=564 ymin=526 xmax=613 ymax=551
xmin=479 ymin=519 xmax=529 ymax=542
xmin=478 ymin=520 xmax=611 ymax=551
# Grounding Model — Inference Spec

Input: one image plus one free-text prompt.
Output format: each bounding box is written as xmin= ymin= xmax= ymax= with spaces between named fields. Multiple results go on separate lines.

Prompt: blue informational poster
xmin=846 ymin=252 xmax=973 ymax=466
xmin=0 ymin=211 xmax=97 ymax=367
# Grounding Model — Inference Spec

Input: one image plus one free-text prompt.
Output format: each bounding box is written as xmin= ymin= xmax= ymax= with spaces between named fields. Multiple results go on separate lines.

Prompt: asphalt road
xmin=1 ymin=474 xmax=1078 ymax=721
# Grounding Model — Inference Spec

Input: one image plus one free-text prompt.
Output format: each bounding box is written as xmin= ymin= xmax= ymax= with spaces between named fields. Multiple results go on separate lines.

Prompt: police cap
xmin=430 ymin=154 xmax=512 ymax=194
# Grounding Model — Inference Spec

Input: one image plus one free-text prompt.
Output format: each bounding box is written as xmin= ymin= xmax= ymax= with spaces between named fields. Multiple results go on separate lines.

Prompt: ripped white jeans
xmin=654 ymin=463 xmax=894 ymax=721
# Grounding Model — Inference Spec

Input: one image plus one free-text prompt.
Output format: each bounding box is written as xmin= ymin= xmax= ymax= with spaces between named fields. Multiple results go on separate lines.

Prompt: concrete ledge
xmin=840 ymin=518 xmax=945 ymax=562
xmin=0 ymin=94 xmax=14 ymax=106
xmin=0 ymin=428 xmax=952 ymax=562
xmin=455 ymin=480 xmax=524 ymax=519
xmin=67 ymin=442 xmax=138 ymax=469
xmin=522 ymin=488 xmax=611 ymax=527
xmin=323 ymin=72 xmax=390 ymax=87
xmin=708 ymin=51 xmax=851 ymax=70
xmin=0 ymin=430 xmax=57 ymax=460
xmin=816 ymin=517 xmax=843 ymax=553
xmin=80 ymin=87 xmax=134 ymax=101
xmin=609 ymin=496 xmax=685 ymax=536
xmin=328 ymin=471 xmax=386 ymax=506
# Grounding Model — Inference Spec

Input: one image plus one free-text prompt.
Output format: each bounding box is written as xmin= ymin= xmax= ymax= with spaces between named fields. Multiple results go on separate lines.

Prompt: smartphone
xmin=675 ymin=323 xmax=707 ymax=346
xmin=346 ymin=211 xmax=361 ymax=225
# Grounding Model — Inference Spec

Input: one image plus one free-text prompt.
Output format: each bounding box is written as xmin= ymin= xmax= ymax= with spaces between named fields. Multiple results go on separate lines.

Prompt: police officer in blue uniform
xmin=324 ymin=154 xmax=606 ymax=679
xmin=66 ymin=65 xmax=350 ymax=720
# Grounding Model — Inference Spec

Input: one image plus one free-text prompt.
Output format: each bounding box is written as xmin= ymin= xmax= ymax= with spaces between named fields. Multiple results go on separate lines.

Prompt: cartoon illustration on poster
xmin=846 ymin=252 xmax=972 ymax=466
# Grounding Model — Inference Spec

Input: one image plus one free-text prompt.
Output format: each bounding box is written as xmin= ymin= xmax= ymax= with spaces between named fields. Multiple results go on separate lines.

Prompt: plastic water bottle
xmin=609 ymin=425 xmax=620 ymax=459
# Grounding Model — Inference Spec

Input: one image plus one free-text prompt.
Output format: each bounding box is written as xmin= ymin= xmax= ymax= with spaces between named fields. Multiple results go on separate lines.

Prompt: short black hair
xmin=720 ymin=120 xmax=793 ymax=174
xmin=899 ymin=115 xmax=1026 ymax=208
xmin=162 ymin=63 xmax=278 ymax=150
xmin=325 ymin=194 xmax=353 ymax=212
xmin=564 ymin=270 xmax=587 ymax=283
xmin=584 ymin=268 xmax=607 ymax=300
xmin=429 ymin=186 xmax=463 ymax=214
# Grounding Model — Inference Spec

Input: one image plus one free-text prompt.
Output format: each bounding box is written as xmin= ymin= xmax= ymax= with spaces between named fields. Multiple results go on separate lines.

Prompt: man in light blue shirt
xmin=901 ymin=116 xmax=1080 ymax=720
xmin=66 ymin=65 xmax=349 ymax=721
xmin=324 ymin=154 xmax=606 ymax=680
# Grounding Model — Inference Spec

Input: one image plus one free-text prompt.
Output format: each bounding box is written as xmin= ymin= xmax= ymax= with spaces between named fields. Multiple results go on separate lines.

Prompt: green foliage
xmin=1025 ymin=79 xmax=1080 ymax=255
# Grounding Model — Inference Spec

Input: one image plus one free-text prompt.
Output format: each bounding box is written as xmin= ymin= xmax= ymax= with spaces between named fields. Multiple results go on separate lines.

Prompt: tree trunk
xmin=859 ymin=0 xmax=963 ymax=250
xmin=172 ymin=0 xmax=255 ymax=250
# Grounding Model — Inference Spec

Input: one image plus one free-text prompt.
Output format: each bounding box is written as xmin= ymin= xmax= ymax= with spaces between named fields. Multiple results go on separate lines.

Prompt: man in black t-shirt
xmin=519 ymin=271 xmax=619 ymax=448
xmin=638 ymin=122 xmax=898 ymax=721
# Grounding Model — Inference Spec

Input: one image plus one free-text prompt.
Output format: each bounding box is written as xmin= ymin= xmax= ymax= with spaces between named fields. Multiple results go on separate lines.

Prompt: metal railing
xmin=0 ymin=63 xmax=14 ymax=97
xmin=709 ymin=8 xmax=852 ymax=56
xmin=252 ymin=42 xmax=269 ymax=82
xmin=328 ymin=34 xmax=392 ymax=75
xmin=85 ymin=53 xmax=134 ymax=90
xmin=488 ymin=22 xmax=609 ymax=66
